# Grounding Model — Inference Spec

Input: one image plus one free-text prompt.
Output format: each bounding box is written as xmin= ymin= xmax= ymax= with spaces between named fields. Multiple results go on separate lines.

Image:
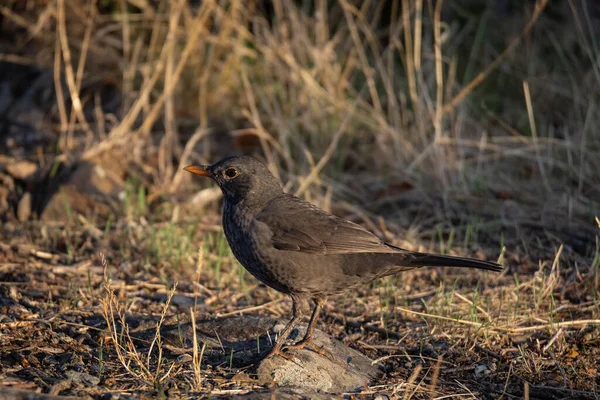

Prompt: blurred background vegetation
xmin=1 ymin=0 xmax=598 ymax=239
xmin=1 ymin=1 xmax=600 ymax=397
xmin=1 ymin=0 xmax=599 ymax=290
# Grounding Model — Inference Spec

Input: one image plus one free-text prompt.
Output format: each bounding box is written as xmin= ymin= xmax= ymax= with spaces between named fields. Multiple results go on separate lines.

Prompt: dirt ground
xmin=1 ymin=0 xmax=600 ymax=398
xmin=1 ymin=197 xmax=598 ymax=398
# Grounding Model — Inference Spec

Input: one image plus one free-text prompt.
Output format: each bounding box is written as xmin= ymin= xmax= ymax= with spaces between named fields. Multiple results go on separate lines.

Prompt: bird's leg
xmin=284 ymin=297 xmax=328 ymax=355
xmin=265 ymin=295 xmax=305 ymax=359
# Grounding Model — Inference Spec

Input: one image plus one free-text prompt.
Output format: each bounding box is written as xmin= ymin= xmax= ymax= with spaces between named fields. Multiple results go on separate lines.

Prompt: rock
xmin=6 ymin=160 xmax=38 ymax=180
xmin=176 ymin=354 xmax=193 ymax=364
xmin=150 ymin=293 xmax=205 ymax=309
xmin=0 ymin=186 xmax=9 ymax=217
xmin=0 ymin=388 xmax=78 ymax=400
xmin=17 ymin=192 xmax=31 ymax=222
xmin=40 ymin=154 xmax=126 ymax=222
xmin=257 ymin=326 xmax=379 ymax=393
xmin=474 ymin=362 xmax=496 ymax=376
xmin=0 ymin=173 xmax=15 ymax=217
xmin=65 ymin=370 xmax=100 ymax=386
xmin=228 ymin=387 xmax=339 ymax=399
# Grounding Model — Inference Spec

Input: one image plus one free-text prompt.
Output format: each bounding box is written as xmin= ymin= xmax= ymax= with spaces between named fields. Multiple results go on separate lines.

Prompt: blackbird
xmin=185 ymin=156 xmax=502 ymax=359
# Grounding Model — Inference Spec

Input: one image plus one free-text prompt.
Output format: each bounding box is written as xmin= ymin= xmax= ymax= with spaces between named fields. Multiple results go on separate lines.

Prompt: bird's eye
xmin=224 ymin=167 xmax=238 ymax=179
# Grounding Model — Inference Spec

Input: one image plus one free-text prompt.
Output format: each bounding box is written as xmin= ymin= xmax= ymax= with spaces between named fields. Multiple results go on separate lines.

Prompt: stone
xmin=257 ymin=326 xmax=379 ymax=393
xmin=17 ymin=192 xmax=31 ymax=222
xmin=6 ymin=160 xmax=37 ymax=180
xmin=40 ymin=154 xmax=126 ymax=222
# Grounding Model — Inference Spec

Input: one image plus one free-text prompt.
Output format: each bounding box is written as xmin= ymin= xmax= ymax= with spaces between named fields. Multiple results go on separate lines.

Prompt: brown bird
xmin=185 ymin=156 xmax=502 ymax=359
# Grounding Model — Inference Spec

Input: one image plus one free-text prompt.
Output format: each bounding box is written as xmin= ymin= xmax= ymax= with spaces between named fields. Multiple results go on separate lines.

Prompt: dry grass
xmin=1 ymin=0 xmax=599 ymax=398
xmin=100 ymin=253 xmax=181 ymax=390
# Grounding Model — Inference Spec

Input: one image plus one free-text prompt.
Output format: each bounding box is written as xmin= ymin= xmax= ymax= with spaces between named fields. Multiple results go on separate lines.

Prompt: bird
xmin=184 ymin=156 xmax=502 ymax=359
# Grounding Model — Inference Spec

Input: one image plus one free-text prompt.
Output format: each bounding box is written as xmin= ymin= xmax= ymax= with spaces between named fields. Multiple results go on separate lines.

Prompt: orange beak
xmin=183 ymin=165 xmax=211 ymax=177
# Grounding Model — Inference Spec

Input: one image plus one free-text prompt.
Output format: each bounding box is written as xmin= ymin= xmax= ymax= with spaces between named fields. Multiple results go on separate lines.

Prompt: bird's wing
xmin=255 ymin=194 xmax=394 ymax=255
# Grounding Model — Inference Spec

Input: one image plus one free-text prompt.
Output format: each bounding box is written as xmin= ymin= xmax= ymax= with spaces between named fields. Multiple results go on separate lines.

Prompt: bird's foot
xmin=264 ymin=340 xmax=331 ymax=360
xmin=283 ymin=339 xmax=332 ymax=359
xmin=264 ymin=345 xmax=296 ymax=360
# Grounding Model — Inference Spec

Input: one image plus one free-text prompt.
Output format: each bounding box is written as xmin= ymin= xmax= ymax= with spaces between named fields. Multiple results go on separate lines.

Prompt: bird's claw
xmin=264 ymin=346 xmax=296 ymax=360
xmin=284 ymin=340 xmax=321 ymax=353
xmin=264 ymin=340 xmax=332 ymax=361
xmin=284 ymin=340 xmax=333 ymax=360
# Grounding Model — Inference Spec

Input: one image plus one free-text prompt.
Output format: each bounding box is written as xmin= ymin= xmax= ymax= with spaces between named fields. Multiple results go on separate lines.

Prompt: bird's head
xmin=184 ymin=156 xmax=283 ymax=204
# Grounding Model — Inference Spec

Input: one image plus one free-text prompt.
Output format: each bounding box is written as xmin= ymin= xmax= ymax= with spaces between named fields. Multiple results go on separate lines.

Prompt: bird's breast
xmin=222 ymin=202 xmax=290 ymax=293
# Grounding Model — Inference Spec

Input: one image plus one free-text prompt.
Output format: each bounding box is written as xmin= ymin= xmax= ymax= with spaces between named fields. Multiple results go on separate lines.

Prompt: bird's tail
xmin=410 ymin=252 xmax=503 ymax=272
xmin=387 ymin=244 xmax=503 ymax=272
